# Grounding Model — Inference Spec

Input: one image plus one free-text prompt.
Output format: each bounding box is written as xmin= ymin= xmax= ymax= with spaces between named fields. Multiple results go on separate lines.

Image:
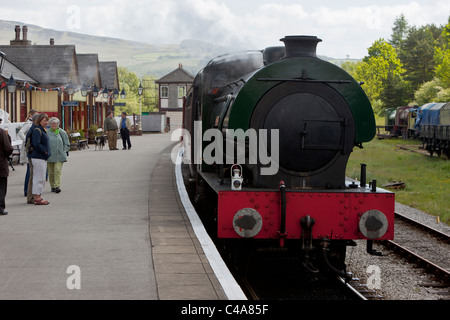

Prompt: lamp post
xmin=92 ymin=84 xmax=99 ymax=98
xmin=7 ymin=74 xmax=16 ymax=94
xmin=113 ymin=88 xmax=119 ymax=100
xmin=91 ymin=84 xmax=99 ymax=126
xmin=137 ymin=81 xmax=143 ymax=132
xmin=80 ymin=84 xmax=88 ymax=97
xmin=138 ymin=81 xmax=143 ymax=116
xmin=66 ymin=82 xmax=75 ymax=96
xmin=7 ymin=74 xmax=17 ymax=122
xmin=102 ymin=87 xmax=109 ymax=99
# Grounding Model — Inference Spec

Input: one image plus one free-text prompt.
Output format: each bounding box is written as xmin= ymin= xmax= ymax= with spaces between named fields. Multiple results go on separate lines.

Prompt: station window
xmin=161 ymin=86 xmax=169 ymax=98
xmin=178 ymin=86 xmax=186 ymax=98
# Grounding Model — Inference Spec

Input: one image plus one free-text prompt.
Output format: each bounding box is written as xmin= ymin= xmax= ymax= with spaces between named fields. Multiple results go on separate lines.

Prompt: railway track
xmin=232 ymin=248 xmax=374 ymax=300
xmin=337 ymin=275 xmax=382 ymax=300
xmin=394 ymin=211 xmax=450 ymax=243
xmin=382 ymin=212 xmax=450 ymax=282
xmin=183 ymin=162 xmax=449 ymax=299
xmin=373 ymin=211 xmax=450 ymax=298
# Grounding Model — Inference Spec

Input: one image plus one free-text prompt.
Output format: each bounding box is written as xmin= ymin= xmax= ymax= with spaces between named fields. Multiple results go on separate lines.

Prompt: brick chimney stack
xmin=22 ymin=26 xmax=29 ymax=41
xmin=14 ymin=25 xmax=20 ymax=41
xmin=10 ymin=25 xmax=32 ymax=46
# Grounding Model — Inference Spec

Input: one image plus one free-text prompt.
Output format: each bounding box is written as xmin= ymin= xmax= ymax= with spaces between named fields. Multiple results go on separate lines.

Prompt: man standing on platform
xmin=0 ymin=127 xmax=14 ymax=215
xmin=104 ymin=111 xmax=118 ymax=150
xmin=120 ymin=112 xmax=132 ymax=150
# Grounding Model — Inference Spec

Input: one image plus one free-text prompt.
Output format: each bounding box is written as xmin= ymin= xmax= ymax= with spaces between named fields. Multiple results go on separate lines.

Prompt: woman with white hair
xmin=47 ymin=117 xmax=70 ymax=193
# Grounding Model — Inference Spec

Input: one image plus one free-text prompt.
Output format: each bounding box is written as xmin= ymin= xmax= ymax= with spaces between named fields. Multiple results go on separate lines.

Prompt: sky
xmin=0 ymin=0 xmax=449 ymax=59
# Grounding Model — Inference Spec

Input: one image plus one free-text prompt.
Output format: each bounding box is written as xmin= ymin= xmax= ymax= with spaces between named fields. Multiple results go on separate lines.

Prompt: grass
xmin=346 ymin=137 xmax=450 ymax=224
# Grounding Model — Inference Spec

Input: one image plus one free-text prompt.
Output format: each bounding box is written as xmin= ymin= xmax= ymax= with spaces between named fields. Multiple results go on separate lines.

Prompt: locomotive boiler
xmin=182 ymin=36 xmax=395 ymax=275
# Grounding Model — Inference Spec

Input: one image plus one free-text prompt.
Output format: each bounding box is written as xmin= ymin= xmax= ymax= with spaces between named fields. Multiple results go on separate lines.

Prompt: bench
xmin=70 ymin=132 xmax=89 ymax=150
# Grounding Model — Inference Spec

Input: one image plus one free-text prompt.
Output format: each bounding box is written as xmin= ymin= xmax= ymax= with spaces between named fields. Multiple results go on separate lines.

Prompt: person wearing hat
xmin=120 ymin=112 xmax=132 ymax=150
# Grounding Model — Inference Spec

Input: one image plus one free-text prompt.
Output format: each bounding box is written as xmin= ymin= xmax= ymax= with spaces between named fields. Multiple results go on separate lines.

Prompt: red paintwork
xmin=218 ymin=190 xmax=395 ymax=240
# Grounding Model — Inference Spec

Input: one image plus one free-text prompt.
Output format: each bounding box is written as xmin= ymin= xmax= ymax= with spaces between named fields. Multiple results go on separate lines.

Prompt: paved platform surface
xmin=0 ymin=133 xmax=227 ymax=300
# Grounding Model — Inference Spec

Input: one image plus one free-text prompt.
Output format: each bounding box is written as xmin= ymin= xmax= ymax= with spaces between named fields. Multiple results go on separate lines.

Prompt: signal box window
xmin=161 ymin=86 xmax=169 ymax=98
xmin=178 ymin=86 xmax=186 ymax=98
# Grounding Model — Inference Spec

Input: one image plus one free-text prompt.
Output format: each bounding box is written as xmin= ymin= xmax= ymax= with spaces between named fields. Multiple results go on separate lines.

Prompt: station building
xmin=0 ymin=25 xmax=120 ymax=134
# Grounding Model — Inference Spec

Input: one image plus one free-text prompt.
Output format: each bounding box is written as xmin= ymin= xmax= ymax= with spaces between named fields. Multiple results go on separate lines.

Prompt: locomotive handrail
xmin=257 ymin=78 xmax=352 ymax=84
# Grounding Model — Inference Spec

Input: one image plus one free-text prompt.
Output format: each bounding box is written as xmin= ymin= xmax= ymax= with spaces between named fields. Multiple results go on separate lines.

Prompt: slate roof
xmin=0 ymin=45 xmax=79 ymax=86
xmin=77 ymin=54 xmax=102 ymax=87
xmin=1 ymin=57 xmax=38 ymax=84
xmin=156 ymin=66 xmax=194 ymax=84
xmin=99 ymin=61 xmax=119 ymax=90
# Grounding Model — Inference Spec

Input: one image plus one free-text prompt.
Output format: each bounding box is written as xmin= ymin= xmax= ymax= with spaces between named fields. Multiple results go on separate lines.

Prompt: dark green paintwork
xmin=227 ymin=57 xmax=375 ymax=143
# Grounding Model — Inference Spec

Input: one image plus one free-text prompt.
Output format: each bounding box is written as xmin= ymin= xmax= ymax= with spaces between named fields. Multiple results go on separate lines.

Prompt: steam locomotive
xmin=182 ymin=36 xmax=395 ymax=276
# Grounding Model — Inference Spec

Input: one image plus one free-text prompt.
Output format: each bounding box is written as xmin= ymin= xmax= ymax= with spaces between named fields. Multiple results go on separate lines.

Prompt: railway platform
xmin=0 ymin=132 xmax=238 ymax=300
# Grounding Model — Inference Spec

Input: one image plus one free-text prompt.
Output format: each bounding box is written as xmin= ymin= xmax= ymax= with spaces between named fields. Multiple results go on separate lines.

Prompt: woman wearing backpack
xmin=29 ymin=113 xmax=51 ymax=205
xmin=17 ymin=110 xmax=37 ymax=197
xmin=47 ymin=117 xmax=70 ymax=194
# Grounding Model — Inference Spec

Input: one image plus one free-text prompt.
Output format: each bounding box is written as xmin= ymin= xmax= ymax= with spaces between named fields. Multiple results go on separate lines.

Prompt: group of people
xmin=0 ymin=109 xmax=134 ymax=214
xmin=20 ymin=110 xmax=70 ymax=206
xmin=104 ymin=111 xmax=132 ymax=151
xmin=0 ymin=109 xmax=70 ymax=213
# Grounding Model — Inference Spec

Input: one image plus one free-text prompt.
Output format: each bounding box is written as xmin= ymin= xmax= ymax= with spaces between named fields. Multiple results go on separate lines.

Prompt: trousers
xmin=107 ymin=131 xmax=117 ymax=150
xmin=0 ymin=177 xmax=7 ymax=213
xmin=26 ymin=158 xmax=34 ymax=203
xmin=31 ymin=158 xmax=47 ymax=196
xmin=48 ymin=162 xmax=63 ymax=188
xmin=120 ymin=128 xmax=132 ymax=149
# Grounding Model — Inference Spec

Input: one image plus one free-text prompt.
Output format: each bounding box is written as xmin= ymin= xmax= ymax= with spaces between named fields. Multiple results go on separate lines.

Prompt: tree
xmin=399 ymin=25 xmax=441 ymax=92
xmin=434 ymin=17 xmax=450 ymax=88
xmin=414 ymin=79 xmax=443 ymax=105
xmin=354 ymin=39 xmax=408 ymax=112
xmin=341 ymin=61 xmax=358 ymax=77
xmin=389 ymin=14 xmax=410 ymax=53
xmin=116 ymin=67 xmax=159 ymax=115
xmin=412 ymin=17 xmax=450 ymax=104
xmin=117 ymin=67 xmax=140 ymax=115
xmin=141 ymin=76 xmax=159 ymax=112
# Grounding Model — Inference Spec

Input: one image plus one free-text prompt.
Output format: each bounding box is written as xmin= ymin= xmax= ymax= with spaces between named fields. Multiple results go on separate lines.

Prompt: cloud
xmin=0 ymin=0 xmax=449 ymax=58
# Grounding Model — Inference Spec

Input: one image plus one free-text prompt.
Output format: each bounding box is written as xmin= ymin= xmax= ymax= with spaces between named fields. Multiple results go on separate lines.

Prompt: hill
xmin=0 ymin=20 xmax=354 ymax=78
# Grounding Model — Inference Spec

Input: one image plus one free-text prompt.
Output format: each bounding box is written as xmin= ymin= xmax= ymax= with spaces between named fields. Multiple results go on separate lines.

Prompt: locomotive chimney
xmin=50 ymin=38 xmax=55 ymax=45
xmin=280 ymin=35 xmax=322 ymax=58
